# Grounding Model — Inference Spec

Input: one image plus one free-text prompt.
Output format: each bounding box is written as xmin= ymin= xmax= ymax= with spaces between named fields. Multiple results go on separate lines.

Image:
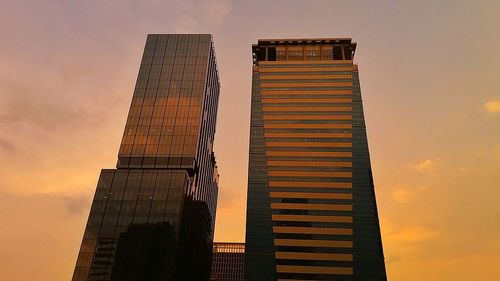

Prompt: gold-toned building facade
xmin=245 ymin=38 xmax=387 ymax=281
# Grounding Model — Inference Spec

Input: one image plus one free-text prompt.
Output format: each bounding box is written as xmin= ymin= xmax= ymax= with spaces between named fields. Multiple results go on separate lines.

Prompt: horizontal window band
xmin=271 ymin=203 xmax=352 ymax=211
xmin=275 ymin=252 xmax=353 ymax=261
xmin=259 ymin=67 xmax=353 ymax=73
xmin=273 ymin=226 xmax=353 ymax=235
xmin=265 ymin=142 xmax=352 ymax=147
xmin=272 ymin=209 xmax=352 ymax=217
xmin=265 ymin=147 xmax=352 ymax=153
xmin=276 ymin=265 xmax=353 ymax=275
xmin=274 ymin=239 xmax=353 ymax=248
xmin=263 ymin=134 xmax=354 ymax=141
xmin=262 ymin=98 xmax=352 ymax=104
xmin=268 ymin=167 xmax=352 ymax=174
xmin=272 ymin=214 xmax=352 ymax=223
xmin=259 ymin=60 xmax=353 ymax=66
xmin=264 ymin=123 xmax=352 ymax=129
xmin=267 ymin=158 xmax=353 ymax=164
xmin=259 ymin=79 xmax=353 ymax=83
xmin=269 ymin=189 xmax=353 ymax=197
xmin=268 ymin=160 xmax=352 ymax=167
xmin=265 ymin=132 xmax=352 ymax=138
xmin=260 ymin=64 xmax=356 ymax=69
xmin=263 ymin=119 xmax=355 ymax=126
xmin=262 ymin=106 xmax=352 ymax=112
xmin=258 ymin=66 xmax=353 ymax=71
xmin=264 ymin=122 xmax=352 ymax=126
xmin=264 ymin=129 xmax=352 ymax=134
xmin=269 ymin=177 xmax=352 ymax=183
xmin=277 ymin=278 xmax=343 ymax=281
xmin=266 ymin=142 xmax=352 ymax=148
xmin=260 ymin=82 xmax=352 ymax=88
xmin=263 ymin=115 xmax=352 ymax=120
xmin=266 ymin=151 xmax=352 ymax=157
xmin=261 ymin=90 xmax=352 ymax=95
xmin=270 ymin=192 xmax=352 ymax=200
xmin=260 ymin=74 xmax=352 ymax=80
xmin=267 ymin=174 xmax=352 ymax=180
xmin=268 ymin=171 xmax=352 ymax=178
xmin=261 ymin=105 xmax=354 ymax=110
xmin=262 ymin=112 xmax=353 ymax=116
xmin=276 ymin=258 xmax=352 ymax=267
xmin=270 ymin=198 xmax=353 ymax=207
xmin=260 ymin=71 xmax=352 ymax=76
xmin=277 ymin=279 xmax=333 ymax=281
xmin=273 ymin=221 xmax=353 ymax=230
xmin=258 ymin=87 xmax=352 ymax=91
xmin=263 ymin=120 xmax=353 ymax=125
xmin=269 ymin=181 xmax=352 ymax=188
xmin=273 ymin=233 xmax=353 ymax=241
xmin=263 ymin=96 xmax=353 ymax=101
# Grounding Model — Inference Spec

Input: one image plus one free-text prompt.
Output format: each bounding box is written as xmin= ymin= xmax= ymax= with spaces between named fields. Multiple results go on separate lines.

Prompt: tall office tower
xmin=245 ymin=38 xmax=387 ymax=281
xmin=71 ymin=34 xmax=221 ymax=281
xmin=210 ymin=243 xmax=245 ymax=281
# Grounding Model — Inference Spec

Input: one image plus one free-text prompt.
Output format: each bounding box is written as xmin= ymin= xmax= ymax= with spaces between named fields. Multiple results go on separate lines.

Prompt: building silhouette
xmin=210 ymin=243 xmax=245 ymax=281
xmin=244 ymin=38 xmax=387 ymax=281
xmin=71 ymin=34 xmax=220 ymax=281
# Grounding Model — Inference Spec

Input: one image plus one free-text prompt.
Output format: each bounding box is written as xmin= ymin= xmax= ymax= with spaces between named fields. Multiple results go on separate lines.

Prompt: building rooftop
xmin=256 ymin=37 xmax=355 ymax=46
xmin=252 ymin=38 xmax=357 ymax=64
xmin=213 ymin=242 xmax=245 ymax=254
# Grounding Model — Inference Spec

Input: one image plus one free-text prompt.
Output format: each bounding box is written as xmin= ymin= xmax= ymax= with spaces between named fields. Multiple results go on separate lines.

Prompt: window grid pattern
xmin=117 ymin=34 xmax=211 ymax=169
xmin=262 ymin=60 xmax=355 ymax=280
xmin=72 ymin=34 xmax=221 ymax=281
xmin=210 ymin=243 xmax=245 ymax=281
xmin=245 ymin=38 xmax=387 ymax=281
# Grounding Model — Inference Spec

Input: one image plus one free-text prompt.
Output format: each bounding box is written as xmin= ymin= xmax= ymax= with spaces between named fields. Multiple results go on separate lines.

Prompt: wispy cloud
xmin=387 ymin=225 xmax=438 ymax=244
xmin=392 ymin=188 xmax=415 ymax=204
xmin=0 ymin=138 xmax=16 ymax=153
xmin=63 ymin=194 xmax=92 ymax=215
xmin=174 ymin=0 xmax=232 ymax=32
xmin=484 ymin=99 xmax=500 ymax=113
xmin=413 ymin=159 xmax=439 ymax=172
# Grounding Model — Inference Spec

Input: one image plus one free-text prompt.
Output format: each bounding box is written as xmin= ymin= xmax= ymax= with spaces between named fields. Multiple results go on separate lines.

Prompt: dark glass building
xmin=210 ymin=243 xmax=245 ymax=281
xmin=71 ymin=34 xmax=221 ymax=281
xmin=244 ymin=38 xmax=387 ymax=281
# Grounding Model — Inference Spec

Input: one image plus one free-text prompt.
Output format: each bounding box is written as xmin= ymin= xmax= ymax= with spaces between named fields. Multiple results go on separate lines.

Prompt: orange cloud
xmin=392 ymin=188 xmax=415 ymax=204
xmin=413 ymin=159 xmax=439 ymax=172
xmin=484 ymin=99 xmax=500 ymax=113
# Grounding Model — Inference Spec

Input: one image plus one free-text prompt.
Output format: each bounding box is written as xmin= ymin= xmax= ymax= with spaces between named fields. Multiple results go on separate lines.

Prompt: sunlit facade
xmin=71 ymin=34 xmax=220 ymax=281
xmin=244 ymin=38 xmax=387 ymax=281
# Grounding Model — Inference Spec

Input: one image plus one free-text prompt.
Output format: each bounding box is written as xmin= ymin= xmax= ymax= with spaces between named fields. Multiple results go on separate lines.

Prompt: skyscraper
xmin=245 ymin=38 xmax=387 ymax=281
xmin=71 ymin=34 xmax=220 ymax=281
xmin=210 ymin=242 xmax=245 ymax=281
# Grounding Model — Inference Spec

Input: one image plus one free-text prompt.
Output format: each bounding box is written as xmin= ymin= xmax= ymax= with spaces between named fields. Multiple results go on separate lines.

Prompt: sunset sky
xmin=1 ymin=1 xmax=499 ymax=280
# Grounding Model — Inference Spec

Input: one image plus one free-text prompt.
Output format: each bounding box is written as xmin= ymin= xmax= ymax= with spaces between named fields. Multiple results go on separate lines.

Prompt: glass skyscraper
xmin=71 ymin=34 xmax=220 ymax=281
xmin=210 ymin=242 xmax=245 ymax=281
xmin=245 ymin=38 xmax=387 ymax=281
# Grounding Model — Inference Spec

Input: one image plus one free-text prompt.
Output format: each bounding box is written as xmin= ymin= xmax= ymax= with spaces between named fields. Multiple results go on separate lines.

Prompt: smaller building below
xmin=210 ymin=242 xmax=245 ymax=281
